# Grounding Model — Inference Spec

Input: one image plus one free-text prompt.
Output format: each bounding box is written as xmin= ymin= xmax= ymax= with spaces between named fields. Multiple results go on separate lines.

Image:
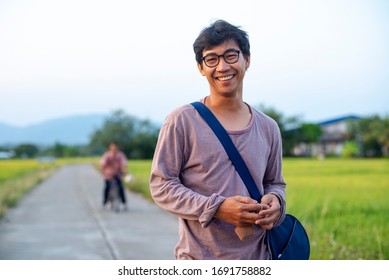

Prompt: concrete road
xmin=0 ymin=164 xmax=179 ymax=260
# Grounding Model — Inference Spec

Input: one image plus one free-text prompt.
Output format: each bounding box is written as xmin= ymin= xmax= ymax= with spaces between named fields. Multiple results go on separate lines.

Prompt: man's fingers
xmin=235 ymin=196 xmax=258 ymax=204
xmin=259 ymin=223 xmax=274 ymax=230
xmin=233 ymin=196 xmax=270 ymax=212
xmin=216 ymin=196 xmax=273 ymax=226
xmin=246 ymin=204 xmax=270 ymax=214
xmin=254 ymin=210 xmax=279 ymax=228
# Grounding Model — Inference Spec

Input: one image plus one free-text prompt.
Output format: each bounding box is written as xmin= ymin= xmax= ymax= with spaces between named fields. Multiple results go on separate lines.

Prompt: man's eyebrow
xmin=203 ymin=48 xmax=239 ymax=56
xmin=202 ymin=50 xmax=217 ymax=56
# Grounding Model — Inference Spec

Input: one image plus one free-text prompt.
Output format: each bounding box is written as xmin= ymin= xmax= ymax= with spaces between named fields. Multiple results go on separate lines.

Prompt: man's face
xmin=109 ymin=144 xmax=117 ymax=155
xmin=197 ymin=40 xmax=250 ymax=97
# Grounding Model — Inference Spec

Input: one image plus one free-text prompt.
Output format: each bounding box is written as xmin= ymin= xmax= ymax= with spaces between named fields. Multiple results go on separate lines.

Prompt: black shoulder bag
xmin=191 ymin=101 xmax=310 ymax=260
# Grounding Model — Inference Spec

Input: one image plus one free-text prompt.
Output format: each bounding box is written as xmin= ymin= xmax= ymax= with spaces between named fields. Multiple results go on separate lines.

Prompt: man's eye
xmin=225 ymin=54 xmax=238 ymax=61
xmin=205 ymin=57 xmax=217 ymax=63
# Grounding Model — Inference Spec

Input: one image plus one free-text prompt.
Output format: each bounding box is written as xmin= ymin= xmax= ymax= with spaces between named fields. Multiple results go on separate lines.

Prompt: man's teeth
xmin=218 ymin=75 xmax=233 ymax=81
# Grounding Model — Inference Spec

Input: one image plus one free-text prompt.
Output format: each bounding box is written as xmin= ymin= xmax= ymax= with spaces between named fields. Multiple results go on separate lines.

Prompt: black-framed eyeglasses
xmin=201 ymin=49 xmax=240 ymax=68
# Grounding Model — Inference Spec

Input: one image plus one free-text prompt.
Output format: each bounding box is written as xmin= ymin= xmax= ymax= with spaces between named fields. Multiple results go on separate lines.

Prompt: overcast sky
xmin=0 ymin=0 xmax=388 ymax=126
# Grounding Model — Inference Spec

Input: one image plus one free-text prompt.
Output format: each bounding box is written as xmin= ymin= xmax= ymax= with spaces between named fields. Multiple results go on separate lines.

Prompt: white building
xmin=293 ymin=115 xmax=360 ymax=157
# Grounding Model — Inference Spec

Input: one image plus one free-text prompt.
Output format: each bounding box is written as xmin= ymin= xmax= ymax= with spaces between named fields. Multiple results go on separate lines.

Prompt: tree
xmin=63 ymin=145 xmax=85 ymax=157
xmin=299 ymin=123 xmax=322 ymax=143
xmin=256 ymin=104 xmax=303 ymax=156
xmin=89 ymin=110 xmax=159 ymax=159
xmin=348 ymin=115 xmax=389 ymax=157
xmin=341 ymin=141 xmax=359 ymax=158
xmin=256 ymin=104 xmax=323 ymax=157
xmin=43 ymin=142 xmax=87 ymax=158
xmin=14 ymin=144 xmax=39 ymax=158
xmin=52 ymin=142 xmax=66 ymax=157
xmin=381 ymin=117 xmax=389 ymax=157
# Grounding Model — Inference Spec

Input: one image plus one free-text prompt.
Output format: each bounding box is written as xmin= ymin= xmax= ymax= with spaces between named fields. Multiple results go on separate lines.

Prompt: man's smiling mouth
xmin=217 ymin=75 xmax=234 ymax=81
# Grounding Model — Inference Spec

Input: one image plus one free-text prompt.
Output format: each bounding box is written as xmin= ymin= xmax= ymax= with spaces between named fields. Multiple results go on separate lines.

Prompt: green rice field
xmin=126 ymin=158 xmax=389 ymax=260
xmin=0 ymin=159 xmax=56 ymax=216
xmin=1 ymin=158 xmax=388 ymax=259
xmin=283 ymin=159 xmax=389 ymax=260
xmin=0 ymin=158 xmax=96 ymax=217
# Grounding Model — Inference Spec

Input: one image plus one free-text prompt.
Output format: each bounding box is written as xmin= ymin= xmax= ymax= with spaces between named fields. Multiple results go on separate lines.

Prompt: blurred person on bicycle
xmin=100 ymin=142 xmax=128 ymax=210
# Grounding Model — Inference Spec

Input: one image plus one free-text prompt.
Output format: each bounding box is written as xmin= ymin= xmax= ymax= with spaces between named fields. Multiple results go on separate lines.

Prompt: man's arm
xmin=119 ymin=152 xmax=128 ymax=176
xmin=150 ymin=117 xmax=226 ymax=228
xmin=256 ymin=120 xmax=286 ymax=229
xmin=99 ymin=153 xmax=107 ymax=172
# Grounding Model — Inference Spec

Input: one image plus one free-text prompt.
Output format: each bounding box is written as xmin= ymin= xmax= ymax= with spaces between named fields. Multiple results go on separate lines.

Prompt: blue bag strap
xmin=191 ymin=101 xmax=262 ymax=201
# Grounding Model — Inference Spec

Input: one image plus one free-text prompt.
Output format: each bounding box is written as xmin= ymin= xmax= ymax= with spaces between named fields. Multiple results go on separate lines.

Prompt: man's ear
xmin=245 ymin=55 xmax=251 ymax=71
xmin=197 ymin=63 xmax=205 ymax=76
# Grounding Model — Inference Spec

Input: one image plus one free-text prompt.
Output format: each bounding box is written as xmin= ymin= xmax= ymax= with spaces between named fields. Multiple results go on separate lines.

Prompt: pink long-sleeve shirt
xmin=150 ymin=101 xmax=286 ymax=260
xmin=100 ymin=151 xmax=127 ymax=180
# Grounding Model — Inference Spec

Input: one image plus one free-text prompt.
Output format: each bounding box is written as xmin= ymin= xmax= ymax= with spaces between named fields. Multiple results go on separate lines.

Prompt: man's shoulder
xmin=164 ymin=103 xmax=197 ymax=124
xmin=169 ymin=103 xmax=196 ymax=116
xmin=101 ymin=151 xmax=110 ymax=158
xmin=117 ymin=151 xmax=127 ymax=158
xmin=251 ymin=107 xmax=280 ymax=129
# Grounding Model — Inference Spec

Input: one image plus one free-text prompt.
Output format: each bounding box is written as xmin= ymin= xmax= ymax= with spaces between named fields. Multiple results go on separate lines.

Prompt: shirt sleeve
xmin=150 ymin=114 xmax=225 ymax=228
xmin=100 ymin=153 xmax=107 ymax=168
xmin=120 ymin=152 xmax=128 ymax=170
xmin=262 ymin=120 xmax=286 ymax=227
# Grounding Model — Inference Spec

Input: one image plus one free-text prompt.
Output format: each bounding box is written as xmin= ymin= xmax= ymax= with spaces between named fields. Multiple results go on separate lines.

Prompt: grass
xmin=0 ymin=157 xmax=97 ymax=217
xmin=0 ymin=160 xmax=52 ymax=182
xmin=0 ymin=159 xmax=57 ymax=217
xmin=126 ymin=160 xmax=153 ymax=200
xmin=0 ymin=168 xmax=55 ymax=216
xmin=283 ymin=158 xmax=389 ymax=260
xmin=124 ymin=158 xmax=389 ymax=260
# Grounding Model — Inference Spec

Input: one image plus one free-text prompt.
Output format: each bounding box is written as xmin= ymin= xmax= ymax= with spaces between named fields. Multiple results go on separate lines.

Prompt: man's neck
xmin=204 ymin=94 xmax=252 ymax=131
xmin=205 ymin=94 xmax=245 ymax=113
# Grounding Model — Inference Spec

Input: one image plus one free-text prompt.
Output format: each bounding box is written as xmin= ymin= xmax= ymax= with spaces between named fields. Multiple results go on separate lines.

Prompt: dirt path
xmin=0 ymin=164 xmax=178 ymax=259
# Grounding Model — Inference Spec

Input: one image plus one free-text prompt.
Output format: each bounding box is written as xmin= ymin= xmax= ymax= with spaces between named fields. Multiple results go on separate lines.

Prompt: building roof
xmin=317 ymin=115 xmax=360 ymax=126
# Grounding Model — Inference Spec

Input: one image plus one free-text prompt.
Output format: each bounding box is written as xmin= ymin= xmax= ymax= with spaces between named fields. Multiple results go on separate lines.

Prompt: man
xmin=100 ymin=142 xmax=128 ymax=210
xmin=150 ymin=20 xmax=286 ymax=259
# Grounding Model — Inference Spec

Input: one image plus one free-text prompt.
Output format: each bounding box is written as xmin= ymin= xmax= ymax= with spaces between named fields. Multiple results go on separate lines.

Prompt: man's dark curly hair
xmin=193 ymin=19 xmax=250 ymax=66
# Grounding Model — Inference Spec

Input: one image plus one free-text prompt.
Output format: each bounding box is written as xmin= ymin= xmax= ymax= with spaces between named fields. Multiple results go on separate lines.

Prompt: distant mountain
xmin=0 ymin=114 xmax=106 ymax=145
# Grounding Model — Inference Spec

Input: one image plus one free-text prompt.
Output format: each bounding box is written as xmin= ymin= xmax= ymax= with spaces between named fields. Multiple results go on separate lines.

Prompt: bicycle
xmin=107 ymin=177 xmax=121 ymax=212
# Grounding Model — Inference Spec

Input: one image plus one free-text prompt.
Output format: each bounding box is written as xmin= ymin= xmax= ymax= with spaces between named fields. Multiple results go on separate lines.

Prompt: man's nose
xmin=216 ymin=57 xmax=230 ymax=71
